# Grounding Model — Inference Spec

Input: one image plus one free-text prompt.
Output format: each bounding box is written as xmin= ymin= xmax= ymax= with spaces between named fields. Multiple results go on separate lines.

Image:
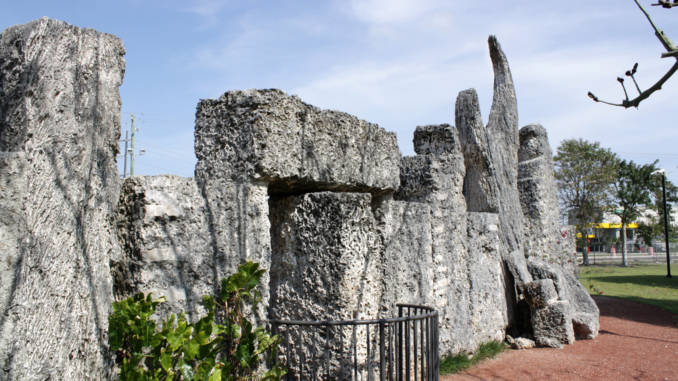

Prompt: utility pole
xmin=129 ymin=114 xmax=136 ymax=177
xmin=122 ymin=129 xmax=129 ymax=178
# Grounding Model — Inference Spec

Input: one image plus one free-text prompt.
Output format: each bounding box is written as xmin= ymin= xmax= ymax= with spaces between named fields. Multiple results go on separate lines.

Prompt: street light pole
xmin=661 ymin=172 xmax=672 ymax=278
xmin=653 ymin=169 xmax=672 ymax=278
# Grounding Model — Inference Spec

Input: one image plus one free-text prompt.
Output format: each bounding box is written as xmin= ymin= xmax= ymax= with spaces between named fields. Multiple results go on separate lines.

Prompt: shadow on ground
xmin=593 ymin=295 xmax=678 ymax=328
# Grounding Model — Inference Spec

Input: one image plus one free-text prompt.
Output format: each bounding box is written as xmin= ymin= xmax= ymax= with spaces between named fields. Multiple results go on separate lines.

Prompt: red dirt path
xmin=443 ymin=296 xmax=678 ymax=381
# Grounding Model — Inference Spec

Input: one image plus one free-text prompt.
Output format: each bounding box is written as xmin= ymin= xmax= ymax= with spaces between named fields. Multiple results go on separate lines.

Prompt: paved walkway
xmin=443 ymin=296 xmax=678 ymax=381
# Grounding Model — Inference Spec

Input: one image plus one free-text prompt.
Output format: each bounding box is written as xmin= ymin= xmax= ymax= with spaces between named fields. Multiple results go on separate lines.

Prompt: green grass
xmin=579 ymin=264 xmax=678 ymax=319
xmin=439 ymin=340 xmax=506 ymax=375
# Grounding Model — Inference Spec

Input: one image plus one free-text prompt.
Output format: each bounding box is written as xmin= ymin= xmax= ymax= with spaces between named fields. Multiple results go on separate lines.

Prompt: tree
xmin=588 ymin=0 xmax=678 ymax=108
xmin=646 ymin=171 xmax=678 ymax=250
xmin=650 ymin=173 xmax=678 ymax=225
xmin=554 ymin=139 xmax=619 ymax=265
xmin=636 ymin=221 xmax=656 ymax=247
xmin=611 ymin=160 xmax=657 ymax=266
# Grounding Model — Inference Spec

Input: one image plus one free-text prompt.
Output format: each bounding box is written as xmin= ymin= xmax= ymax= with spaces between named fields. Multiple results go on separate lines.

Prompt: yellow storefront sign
xmin=591 ymin=222 xmax=639 ymax=229
xmin=576 ymin=222 xmax=639 ymax=238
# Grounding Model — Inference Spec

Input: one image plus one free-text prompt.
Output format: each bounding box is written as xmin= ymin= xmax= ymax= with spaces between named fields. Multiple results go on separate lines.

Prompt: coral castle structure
xmin=0 ymin=18 xmax=598 ymax=379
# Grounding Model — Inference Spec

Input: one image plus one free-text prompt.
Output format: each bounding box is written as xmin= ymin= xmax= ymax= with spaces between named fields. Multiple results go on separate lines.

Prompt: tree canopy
xmin=611 ymin=160 xmax=657 ymax=266
xmin=554 ymin=137 xmax=678 ymax=266
xmin=553 ymin=139 xmax=619 ymax=265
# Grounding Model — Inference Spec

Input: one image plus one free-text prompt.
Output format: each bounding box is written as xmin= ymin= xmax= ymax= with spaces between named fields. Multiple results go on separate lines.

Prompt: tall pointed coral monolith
xmin=485 ymin=35 xmax=525 ymax=259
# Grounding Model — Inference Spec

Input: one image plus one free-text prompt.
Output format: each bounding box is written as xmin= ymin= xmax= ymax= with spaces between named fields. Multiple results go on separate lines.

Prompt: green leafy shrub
xmin=109 ymin=261 xmax=286 ymax=380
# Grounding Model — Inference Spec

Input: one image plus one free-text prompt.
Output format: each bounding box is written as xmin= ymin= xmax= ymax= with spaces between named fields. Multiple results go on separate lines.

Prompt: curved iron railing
xmin=270 ymin=304 xmax=439 ymax=381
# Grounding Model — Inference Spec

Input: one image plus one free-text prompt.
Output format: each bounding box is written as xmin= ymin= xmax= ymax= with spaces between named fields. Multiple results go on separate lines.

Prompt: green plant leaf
xmin=109 ymin=262 xmax=285 ymax=381
xmin=208 ymin=368 xmax=221 ymax=381
xmin=160 ymin=351 xmax=172 ymax=371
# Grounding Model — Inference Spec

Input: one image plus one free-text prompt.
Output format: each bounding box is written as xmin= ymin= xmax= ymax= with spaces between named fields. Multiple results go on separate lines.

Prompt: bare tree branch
xmin=652 ymin=0 xmax=678 ymax=9
xmin=590 ymin=61 xmax=678 ymax=108
xmin=589 ymin=0 xmax=678 ymax=108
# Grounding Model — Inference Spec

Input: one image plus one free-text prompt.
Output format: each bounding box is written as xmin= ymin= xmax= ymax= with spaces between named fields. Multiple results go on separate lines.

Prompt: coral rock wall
xmin=0 ymin=18 xmax=599 ymax=378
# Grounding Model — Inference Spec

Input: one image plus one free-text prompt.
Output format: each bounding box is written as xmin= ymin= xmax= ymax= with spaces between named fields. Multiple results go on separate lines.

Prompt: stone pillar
xmin=456 ymin=89 xmax=499 ymax=214
xmin=484 ymin=36 xmax=526 ymax=260
xmin=269 ymin=192 xmax=383 ymax=379
xmin=393 ymin=124 xmax=507 ymax=354
xmin=466 ymin=213 xmax=509 ymax=346
xmin=455 ymin=37 xmax=534 ymax=337
xmin=518 ymin=124 xmax=575 ymax=271
xmin=377 ymin=198 xmax=435 ymax=312
xmin=518 ymin=124 xmax=599 ymax=341
xmin=193 ymin=89 xmax=401 ymax=322
xmin=0 ymin=18 xmax=124 ymax=379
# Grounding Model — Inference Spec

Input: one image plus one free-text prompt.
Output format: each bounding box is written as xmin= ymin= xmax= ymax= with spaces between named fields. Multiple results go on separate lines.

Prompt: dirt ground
xmin=443 ymin=296 xmax=678 ymax=381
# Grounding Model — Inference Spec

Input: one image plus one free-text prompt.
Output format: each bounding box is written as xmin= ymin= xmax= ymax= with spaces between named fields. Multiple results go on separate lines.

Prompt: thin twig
xmin=623 ymin=60 xmax=678 ymax=107
xmin=630 ymin=74 xmax=642 ymax=94
xmin=618 ymin=77 xmax=630 ymax=101
xmin=635 ymin=0 xmax=677 ymax=52
xmin=589 ymin=1 xmax=678 ymax=108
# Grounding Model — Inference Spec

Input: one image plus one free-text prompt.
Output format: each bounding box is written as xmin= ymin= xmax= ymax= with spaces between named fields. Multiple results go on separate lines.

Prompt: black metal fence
xmin=270 ymin=304 xmax=439 ymax=381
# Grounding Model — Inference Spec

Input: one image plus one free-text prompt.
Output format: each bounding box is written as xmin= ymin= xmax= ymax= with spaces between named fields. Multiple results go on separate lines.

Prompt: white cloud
xmin=346 ymin=0 xmax=450 ymax=25
xmin=183 ymin=0 xmax=229 ymax=28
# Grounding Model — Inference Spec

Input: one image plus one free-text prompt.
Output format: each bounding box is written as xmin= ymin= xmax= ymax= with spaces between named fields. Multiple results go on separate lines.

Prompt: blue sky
xmin=3 ymin=1 xmax=678 ymax=184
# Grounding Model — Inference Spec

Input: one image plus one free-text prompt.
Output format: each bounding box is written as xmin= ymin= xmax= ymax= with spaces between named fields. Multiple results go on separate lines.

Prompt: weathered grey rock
xmin=524 ymin=279 xmax=574 ymax=347
xmin=532 ymin=300 xmax=574 ymax=348
xmin=451 ymin=37 xmax=533 ymax=337
xmin=518 ymin=124 xmax=573 ymax=271
xmin=563 ymin=273 xmax=599 ymax=339
xmin=378 ymin=205 xmax=508 ymax=356
xmin=192 ymin=89 xmax=401 ymax=326
xmin=394 ymin=155 xmax=436 ymax=201
xmin=194 ymin=89 xmax=401 ymax=193
xmin=454 ymin=37 xmax=528 ymax=262
xmin=269 ymin=192 xmax=383 ymax=379
xmin=0 ymin=18 xmax=124 ymax=379
xmin=377 ymin=198 xmax=435 ymax=312
xmin=413 ymin=124 xmax=459 ymax=156
xmin=397 ymin=125 xmax=465 ymax=204
xmin=395 ymin=154 xmax=466 ymax=205
xmin=485 ymin=36 xmax=525 ymax=258
xmin=572 ymin=311 xmax=599 ymax=340
xmin=524 ymin=279 xmax=559 ymax=310
xmin=511 ymin=337 xmax=536 ymax=350
xmin=456 ymin=89 xmax=499 ymax=213
xmin=196 ymin=178 xmax=271 ymax=322
xmin=528 ymin=259 xmax=599 ymax=340
xmin=465 ymin=213 xmax=509 ymax=347
xmin=406 ymin=127 xmax=472 ymax=352
xmin=0 ymin=20 xmax=602 ymax=378
xmin=391 ymin=126 xmax=508 ymax=354
xmin=114 ymin=176 xmax=214 ymax=321
xmin=115 ymin=174 xmax=272 ymax=324
xmin=269 ymin=191 xmax=382 ymax=322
